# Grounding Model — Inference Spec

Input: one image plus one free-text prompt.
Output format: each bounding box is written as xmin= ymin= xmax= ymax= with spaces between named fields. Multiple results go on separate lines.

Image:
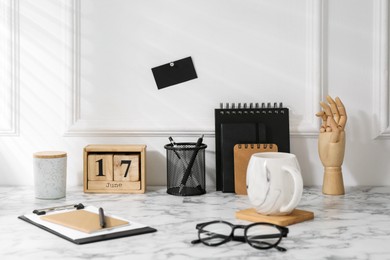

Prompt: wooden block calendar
xmin=83 ymin=144 xmax=146 ymax=194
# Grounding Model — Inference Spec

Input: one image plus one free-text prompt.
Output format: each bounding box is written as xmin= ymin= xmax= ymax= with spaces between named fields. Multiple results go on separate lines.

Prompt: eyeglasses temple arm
xmin=197 ymin=232 xmax=230 ymax=242
xmin=191 ymin=239 xmax=201 ymax=244
xmin=249 ymin=234 xmax=282 ymax=239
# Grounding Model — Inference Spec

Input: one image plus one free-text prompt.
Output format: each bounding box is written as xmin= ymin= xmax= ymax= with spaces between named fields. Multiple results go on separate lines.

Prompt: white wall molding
xmin=0 ymin=0 xmax=19 ymax=136
xmin=298 ymin=0 xmax=323 ymax=137
xmin=64 ymin=0 xmax=323 ymax=137
xmin=62 ymin=0 xmax=80 ymax=135
xmin=373 ymin=0 xmax=390 ymax=139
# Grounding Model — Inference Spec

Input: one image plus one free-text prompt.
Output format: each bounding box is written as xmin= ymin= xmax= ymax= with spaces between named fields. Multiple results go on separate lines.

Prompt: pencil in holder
xmin=164 ymin=142 xmax=207 ymax=196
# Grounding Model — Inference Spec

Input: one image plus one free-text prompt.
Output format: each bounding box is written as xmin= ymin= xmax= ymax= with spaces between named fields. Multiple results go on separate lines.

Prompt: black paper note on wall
xmin=152 ymin=57 xmax=198 ymax=90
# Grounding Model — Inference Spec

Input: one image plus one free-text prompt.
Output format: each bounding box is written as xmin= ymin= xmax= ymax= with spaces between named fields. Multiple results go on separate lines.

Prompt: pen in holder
xmin=165 ymin=136 xmax=207 ymax=196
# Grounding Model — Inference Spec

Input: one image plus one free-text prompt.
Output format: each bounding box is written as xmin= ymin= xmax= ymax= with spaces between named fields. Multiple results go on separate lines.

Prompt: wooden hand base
xmin=322 ymin=167 xmax=345 ymax=195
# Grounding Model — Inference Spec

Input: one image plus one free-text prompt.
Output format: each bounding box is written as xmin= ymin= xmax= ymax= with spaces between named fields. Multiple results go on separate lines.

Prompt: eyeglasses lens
xmin=246 ymin=225 xmax=281 ymax=249
xmin=199 ymin=223 xmax=231 ymax=245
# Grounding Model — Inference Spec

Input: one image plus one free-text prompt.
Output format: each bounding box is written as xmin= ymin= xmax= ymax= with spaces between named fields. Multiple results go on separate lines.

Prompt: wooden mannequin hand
xmin=316 ymin=96 xmax=347 ymax=195
xmin=316 ymin=96 xmax=347 ymax=167
xmin=318 ymin=132 xmax=345 ymax=168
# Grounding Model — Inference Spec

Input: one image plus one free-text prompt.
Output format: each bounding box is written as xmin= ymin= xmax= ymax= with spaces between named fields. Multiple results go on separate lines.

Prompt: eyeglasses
xmin=191 ymin=220 xmax=289 ymax=252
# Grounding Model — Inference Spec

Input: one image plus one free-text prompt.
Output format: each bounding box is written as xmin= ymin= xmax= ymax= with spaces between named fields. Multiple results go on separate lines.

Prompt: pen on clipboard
xmin=99 ymin=207 xmax=106 ymax=228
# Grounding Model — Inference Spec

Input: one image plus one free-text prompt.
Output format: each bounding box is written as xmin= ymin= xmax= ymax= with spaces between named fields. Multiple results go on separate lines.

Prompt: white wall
xmin=1 ymin=0 xmax=390 ymax=188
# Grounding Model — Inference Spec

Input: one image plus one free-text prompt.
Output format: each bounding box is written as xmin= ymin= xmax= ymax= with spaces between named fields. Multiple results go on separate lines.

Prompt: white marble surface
xmin=1 ymin=186 xmax=390 ymax=260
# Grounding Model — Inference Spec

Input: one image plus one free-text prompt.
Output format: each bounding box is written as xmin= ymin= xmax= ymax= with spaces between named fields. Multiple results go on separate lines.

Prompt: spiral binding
xmin=236 ymin=144 xmax=274 ymax=149
xmin=218 ymin=102 xmax=285 ymax=114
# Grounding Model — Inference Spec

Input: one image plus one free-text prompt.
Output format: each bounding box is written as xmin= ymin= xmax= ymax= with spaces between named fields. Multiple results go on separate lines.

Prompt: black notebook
xmin=215 ymin=102 xmax=290 ymax=192
xmin=221 ymin=123 xmax=265 ymax=193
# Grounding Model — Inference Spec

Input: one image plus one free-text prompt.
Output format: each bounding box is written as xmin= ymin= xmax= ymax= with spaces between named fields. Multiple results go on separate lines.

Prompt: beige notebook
xmin=234 ymin=143 xmax=278 ymax=195
xmin=41 ymin=209 xmax=129 ymax=233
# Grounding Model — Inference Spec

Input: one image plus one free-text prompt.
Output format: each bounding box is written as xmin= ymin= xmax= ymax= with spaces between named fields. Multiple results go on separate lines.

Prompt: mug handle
xmin=279 ymin=166 xmax=303 ymax=213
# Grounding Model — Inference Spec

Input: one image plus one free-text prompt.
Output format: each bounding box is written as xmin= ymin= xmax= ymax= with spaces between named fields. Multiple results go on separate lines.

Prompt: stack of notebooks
xmin=215 ymin=102 xmax=290 ymax=193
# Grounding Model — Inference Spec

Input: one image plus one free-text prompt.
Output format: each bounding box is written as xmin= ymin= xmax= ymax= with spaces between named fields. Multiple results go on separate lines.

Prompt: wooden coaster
xmin=235 ymin=208 xmax=314 ymax=226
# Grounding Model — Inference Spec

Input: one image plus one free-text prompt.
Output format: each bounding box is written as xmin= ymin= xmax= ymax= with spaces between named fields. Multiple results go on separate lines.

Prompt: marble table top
xmin=0 ymin=186 xmax=389 ymax=259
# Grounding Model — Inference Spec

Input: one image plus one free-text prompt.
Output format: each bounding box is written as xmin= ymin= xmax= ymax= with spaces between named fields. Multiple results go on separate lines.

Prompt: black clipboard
xmin=18 ymin=205 xmax=157 ymax=245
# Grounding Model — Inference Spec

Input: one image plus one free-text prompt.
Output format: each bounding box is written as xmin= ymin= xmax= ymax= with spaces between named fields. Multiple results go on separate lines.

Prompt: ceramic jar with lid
xmin=33 ymin=151 xmax=67 ymax=199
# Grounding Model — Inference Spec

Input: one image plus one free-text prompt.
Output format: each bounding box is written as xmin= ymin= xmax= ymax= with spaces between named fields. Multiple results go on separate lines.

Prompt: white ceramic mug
xmin=246 ymin=152 xmax=303 ymax=215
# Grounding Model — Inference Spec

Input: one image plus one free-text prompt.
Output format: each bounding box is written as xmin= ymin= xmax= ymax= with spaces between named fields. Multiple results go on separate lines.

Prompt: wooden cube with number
xmin=113 ymin=154 xmax=140 ymax=182
xmin=83 ymin=144 xmax=146 ymax=194
xmin=87 ymin=154 xmax=113 ymax=181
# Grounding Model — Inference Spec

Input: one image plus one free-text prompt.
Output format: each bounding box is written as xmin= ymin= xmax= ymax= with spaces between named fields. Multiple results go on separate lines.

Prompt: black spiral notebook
xmin=215 ymin=102 xmax=290 ymax=192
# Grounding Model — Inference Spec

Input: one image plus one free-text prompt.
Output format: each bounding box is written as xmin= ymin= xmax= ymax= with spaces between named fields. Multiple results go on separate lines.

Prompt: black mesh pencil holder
xmin=164 ymin=142 xmax=207 ymax=196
